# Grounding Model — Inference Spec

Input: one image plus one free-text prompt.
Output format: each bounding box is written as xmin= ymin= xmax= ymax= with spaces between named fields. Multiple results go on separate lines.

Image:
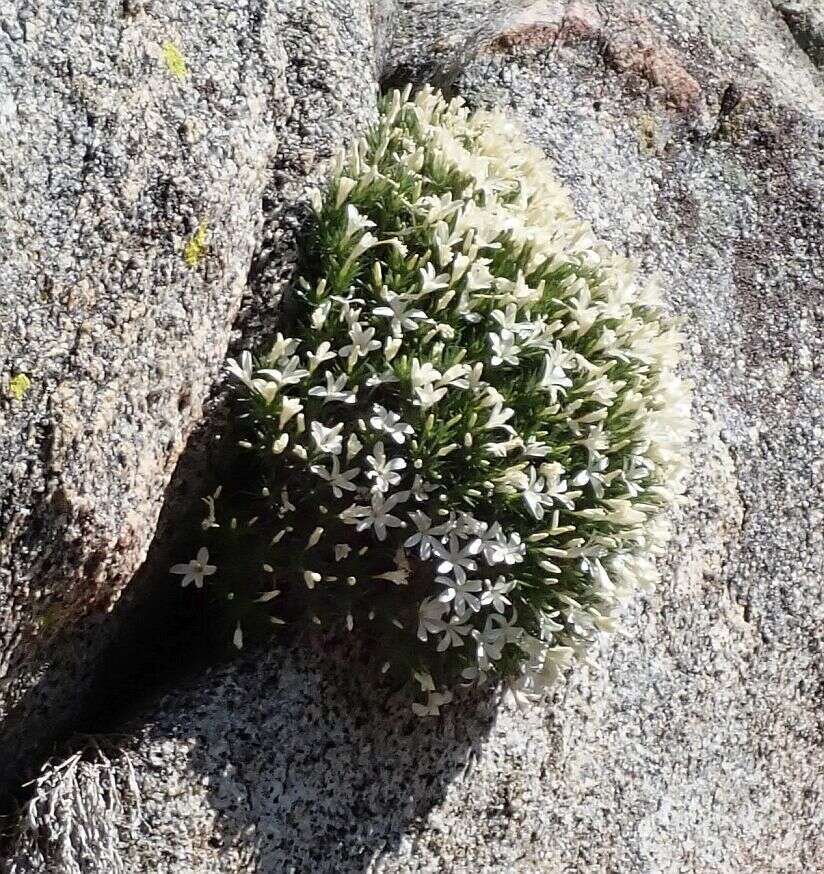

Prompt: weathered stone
xmin=773 ymin=0 xmax=824 ymax=68
xmin=3 ymin=0 xmax=823 ymax=871
xmin=0 ymin=0 xmax=394 ymax=798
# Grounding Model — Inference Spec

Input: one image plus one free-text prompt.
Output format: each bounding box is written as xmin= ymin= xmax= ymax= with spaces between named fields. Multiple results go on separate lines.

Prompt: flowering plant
xmin=173 ymin=87 xmax=691 ymax=715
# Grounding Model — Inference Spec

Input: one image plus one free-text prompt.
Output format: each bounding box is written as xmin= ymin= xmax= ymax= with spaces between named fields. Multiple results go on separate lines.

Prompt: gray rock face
xmin=3 ymin=0 xmax=823 ymax=871
xmin=773 ymin=0 xmax=824 ymax=68
xmin=0 ymin=0 xmax=392 ymax=796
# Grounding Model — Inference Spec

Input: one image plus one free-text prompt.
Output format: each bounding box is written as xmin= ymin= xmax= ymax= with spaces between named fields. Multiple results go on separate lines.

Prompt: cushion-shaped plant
xmin=173 ymin=86 xmax=691 ymax=715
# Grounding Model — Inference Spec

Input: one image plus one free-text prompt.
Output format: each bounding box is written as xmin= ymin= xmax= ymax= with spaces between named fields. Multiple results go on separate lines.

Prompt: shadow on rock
xmin=5 ymin=635 xmax=498 ymax=873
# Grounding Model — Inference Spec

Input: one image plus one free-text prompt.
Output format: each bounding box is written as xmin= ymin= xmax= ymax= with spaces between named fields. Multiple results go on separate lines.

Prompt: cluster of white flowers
xmin=175 ymin=86 xmax=691 ymax=715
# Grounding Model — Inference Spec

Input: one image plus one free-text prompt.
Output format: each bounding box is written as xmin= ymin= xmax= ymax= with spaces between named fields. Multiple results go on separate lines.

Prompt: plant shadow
xmin=117 ymin=635 xmax=499 ymax=872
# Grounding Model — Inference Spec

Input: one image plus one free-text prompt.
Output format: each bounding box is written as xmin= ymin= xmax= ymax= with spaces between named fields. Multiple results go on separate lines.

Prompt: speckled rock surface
xmin=0 ymin=0 xmax=393 ymax=797
xmin=3 ymin=0 xmax=823 ymax=871
xmin=773 ymin=0 xmax=824 ymax=68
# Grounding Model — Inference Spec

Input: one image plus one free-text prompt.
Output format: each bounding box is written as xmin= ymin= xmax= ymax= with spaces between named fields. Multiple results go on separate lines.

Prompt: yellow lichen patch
xmin=163 ymin=41 xmax=187 ymax=80
xmin=184 ymin=222 xmax=208 ymax=268
xmin=8 ymin=373 xmax=31 ymax=401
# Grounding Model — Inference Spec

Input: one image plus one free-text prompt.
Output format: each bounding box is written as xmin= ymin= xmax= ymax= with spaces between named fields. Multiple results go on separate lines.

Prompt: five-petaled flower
xmin=370 ymin=404 xmax=414 ymax=444
xmin=170 ymin=548 xmax=216 ymax=588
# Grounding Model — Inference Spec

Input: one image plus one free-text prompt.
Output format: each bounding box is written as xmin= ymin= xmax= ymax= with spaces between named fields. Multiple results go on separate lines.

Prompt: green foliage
xmin=173 ymin=87 xmax=692 ymax=714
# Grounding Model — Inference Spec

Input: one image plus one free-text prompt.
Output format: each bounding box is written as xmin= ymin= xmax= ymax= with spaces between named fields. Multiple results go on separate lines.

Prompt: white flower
xmin=340 ymin=491 xmax=409 ymax=540
xmin=267 ymin=333 xmax=301 ymax=362
xmin=489 ymin=330 xmax=521 ymax=366
xmin=310 ymin=456 xmax=361 ymax=497
xmin=482 ymin=402 xmax=516 ymax=434
xmin=409 ymin=359 xmax=447 ymax=408
xmin=515 ymin=466 xmax=550 ymax=521
xmin=346 ymin=432 xmax=363 ymax=461
xmin=578 ymin=424 xmax=609 ymax=464
xmin=419 ymin=262 xmax=450 ymax=295
xmin=308 ymin=370 xmax=357 ymax=404
xmin=373 ymin=291 xmax=427 ymax=335
xmin=571 ymin=455 xmax=609 ymax=499
xmin=335 ymin=296 xmax=364 ymax=326
xmin=524 ymin=439 xmax=551 ymax=459
xmin=335 ymin=176 xmax=357 ymax=207
xmin=538 ymin=341 xmax=574 ymax=401
xmin=257 ymin=355 xmax=310 ymax=389
xmin=252 ymin=378 xmax=279 ymax=405
xmin=485 ymin=531 xmax=526 ymax=566
xmin=621 ymin=455 xmax=650 ymax=497
xmin=437 ymin=616 xmax=472 ymax=651
xmin=410 ymin=474 xmax=435 ymax=502
xmin=369 ymin=404 xmax=414 ymax=444
xmin=343 ymin=204 xmax=376 ymax=239
xmin=436 ymin=574 xmax=483 ymax=614
xmin=474 ymin=612 xmax=522 ymax=668
xmin=414 ymin=382 xmax=447 ymax=409
xmin=404 ymin=510 xmax=450 ymax=560
xmin=279 ymin=396 xmax=303 ymax=429
xmin=432 ymin=534 xmax=481 ymax=583
xmin=412 ymin=690 xmax=453 ymax=717
xmin=540 ymin=461 xmax=576 ymax=509
xmin=417 ymin=597 xmax=449 ymax=641
xmin=436 ymin=363 xmax=471 ymax=388
xmin=170 ymin=547 xmax=216 ymax=588
xmin=339 ymin=322 xmax=381 ymax=362
xmin=307 ymin=341 xmax=337 ymax=372
xmin=375 ymin=547 xmax=411 ymax=586
xmin=491 ymin=304 xmax=526 ymax=334
xmin=346 ymin=231 xmax=380 ymax=262
xmin=466 ymin=260 xmax=494 ymax=291
xmin=410 ymin=358 xmax=441 ymax=388
xmin=310 ymin=421 xmax=344 ymax=455
xmin=311 ymin=299 xmax=332 ymax=330
xmin=480 ymin=576 xmax=514 ymax=612
xmin=472 ymin=625 xmax=504 ymax=669
xmin=453 ymin=512 xmax=487 ymax=538
xmin=366 ymin=441 xmax=407 ymax=492
xmin=226 ymin=351 xmax=255 ymax=390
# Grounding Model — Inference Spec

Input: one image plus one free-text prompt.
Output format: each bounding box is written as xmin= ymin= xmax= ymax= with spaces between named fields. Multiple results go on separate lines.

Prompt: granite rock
xmin=0 ymin=0 xmax=393 ymax=797
xmin=3 ymin=0 xmax=823 ymax=871
xmin=772 ymin=0 xmax=824 ymax=68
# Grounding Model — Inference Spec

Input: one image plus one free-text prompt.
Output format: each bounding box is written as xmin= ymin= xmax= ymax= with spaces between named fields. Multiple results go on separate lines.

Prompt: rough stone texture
xmin=773 ymin=0 xmax=824 ymax=68
xmin=3 ymin=0 xmax=824 ymax=871
xmin=0 ymin=0 xmax=394 ymax=798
